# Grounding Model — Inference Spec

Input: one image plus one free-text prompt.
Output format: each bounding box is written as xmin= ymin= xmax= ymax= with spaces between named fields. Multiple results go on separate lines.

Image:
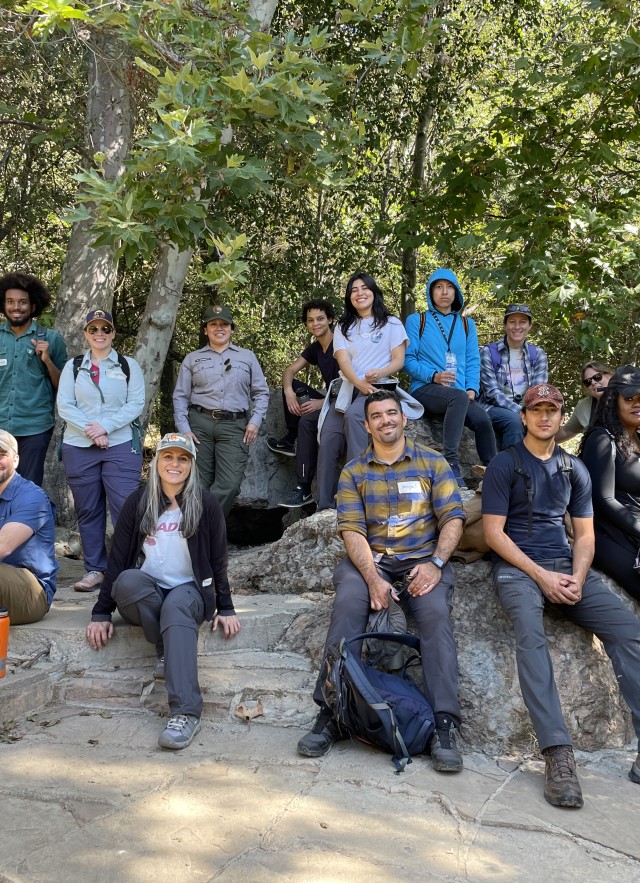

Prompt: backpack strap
xmin=508 ymin=445 xmax=575 ymax=537
xmin=488 ymin=341 xmax=501 ymax=374
xmin=527 ymin=342 xmax=538 ymax=368
xmin=506 ymin=445 xmax=534 ymax=537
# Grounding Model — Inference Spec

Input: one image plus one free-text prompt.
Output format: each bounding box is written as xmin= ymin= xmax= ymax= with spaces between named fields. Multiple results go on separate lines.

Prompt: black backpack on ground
xmin=320 ymin=631 xmax=435 ymax=773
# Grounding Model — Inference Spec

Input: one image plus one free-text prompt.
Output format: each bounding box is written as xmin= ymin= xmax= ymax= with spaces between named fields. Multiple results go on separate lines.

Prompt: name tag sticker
xmin=398 ymin=480 xmax=422 ymax=494
xmin=107 ymin=368 xmax=125 ymax=378
xmin=0 ymin=359 xmax=6 ymax=367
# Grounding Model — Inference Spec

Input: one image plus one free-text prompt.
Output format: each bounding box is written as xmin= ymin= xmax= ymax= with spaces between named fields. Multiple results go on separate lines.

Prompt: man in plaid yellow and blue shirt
xmin=297 ymin=389 xmax=467 ymax=771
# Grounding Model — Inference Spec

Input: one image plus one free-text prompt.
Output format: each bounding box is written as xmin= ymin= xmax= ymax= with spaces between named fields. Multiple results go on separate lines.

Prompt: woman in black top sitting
xmin=580 ymin=365 xmax=640 ymax=601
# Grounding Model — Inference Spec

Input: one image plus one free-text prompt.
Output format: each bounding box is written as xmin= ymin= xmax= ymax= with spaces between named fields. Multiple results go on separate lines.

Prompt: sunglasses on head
xmin=505 ymin=304 xmax=532 ymax=317
xmin=87 ymin=325 xmax=113 ymax=334
xmin=582 ymin=372 xmax=603 ymax=388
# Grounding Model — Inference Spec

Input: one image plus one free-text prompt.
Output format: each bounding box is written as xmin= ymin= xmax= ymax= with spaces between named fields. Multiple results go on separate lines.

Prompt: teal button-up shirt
xmin=0 ymin=320 xmax=67 ymax=436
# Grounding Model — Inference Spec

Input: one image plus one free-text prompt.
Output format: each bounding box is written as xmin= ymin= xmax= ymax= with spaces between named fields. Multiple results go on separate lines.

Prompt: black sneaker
xmin=297 ymin=705 xmax=341 ymax=757
xmin=542 ymin=745 xmax=583 ymax=808
xmin=153 ymin=655 xmax=165 ymax=680
xmin=429 ymin=722 xmax=463 ymax=772
xmin=278 ymin=486 xmax=314 ymax=508
xmin=267 ymin=436 xmax=296 ymax=457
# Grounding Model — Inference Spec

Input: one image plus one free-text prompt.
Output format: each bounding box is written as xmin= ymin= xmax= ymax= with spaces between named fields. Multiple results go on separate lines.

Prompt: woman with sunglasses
xmin=172 ymin=305 xmax=269 ymax=518
xmin=57 ymin=310 xmax=145 ymax=592
xmin=479 ymin=303 xmax=548 ymax=449
xmin=555 ymin=360 xmax=614 ymax=442
xmin=580 ymin=365 xmax=640 ymax=601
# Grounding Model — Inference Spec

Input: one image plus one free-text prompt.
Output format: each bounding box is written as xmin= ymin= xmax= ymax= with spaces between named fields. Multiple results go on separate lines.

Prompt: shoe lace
xmin=166 ymin=715 xmax=189 ymax=732
xmin=85 ymin=571 xmax=101 ymax=580
xmin=549 ymin=747 xmax=575 ymax=779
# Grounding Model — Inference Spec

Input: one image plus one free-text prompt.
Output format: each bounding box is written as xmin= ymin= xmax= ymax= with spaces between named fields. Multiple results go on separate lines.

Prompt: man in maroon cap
xmin=482 ymin=383 xmax=640 ymax=809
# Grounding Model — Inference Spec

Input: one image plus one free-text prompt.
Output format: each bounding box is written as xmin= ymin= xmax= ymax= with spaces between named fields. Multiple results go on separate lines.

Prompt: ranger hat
xmin=523 ymin=384 xmax=564 ymax=410
xmin=156 ymin=432 xmax=197 ymax=460
xmin=0 ymin=430 xmax=19 ymax=457
xmin=202 ymin=305 xmax=234 ymax=328
xmin=84 ymin=309 xmax=115 ymax=330
xmin=607 ymin=365 xmax=640 ymax=399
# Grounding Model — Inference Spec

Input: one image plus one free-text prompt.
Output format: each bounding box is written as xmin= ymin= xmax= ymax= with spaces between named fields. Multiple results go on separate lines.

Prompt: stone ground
xmin=2 ymin=556 xmax=640 ymax=882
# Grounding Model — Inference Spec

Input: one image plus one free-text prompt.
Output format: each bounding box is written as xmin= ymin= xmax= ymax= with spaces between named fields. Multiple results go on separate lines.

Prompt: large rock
xmin=230 ymin=511 xmax=638 ymax=753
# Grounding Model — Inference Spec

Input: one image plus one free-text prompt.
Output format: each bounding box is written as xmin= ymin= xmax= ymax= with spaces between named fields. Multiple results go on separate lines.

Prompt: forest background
xmin=1 ymin=0 xmax=639 ymax=515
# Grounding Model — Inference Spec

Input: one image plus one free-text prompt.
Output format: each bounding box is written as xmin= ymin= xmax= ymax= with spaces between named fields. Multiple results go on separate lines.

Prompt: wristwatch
xmin=431 ymin=556 xmax=445 ymax=570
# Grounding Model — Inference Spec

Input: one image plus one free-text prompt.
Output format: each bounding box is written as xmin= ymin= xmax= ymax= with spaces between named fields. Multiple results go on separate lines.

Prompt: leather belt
xmin=190 ymin=406 xmax=248 ymax=420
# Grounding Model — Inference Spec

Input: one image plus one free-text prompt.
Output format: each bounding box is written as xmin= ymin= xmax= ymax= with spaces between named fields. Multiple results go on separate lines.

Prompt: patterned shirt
xmin=337 ymin=436 xmax=466 ymax=561
xmin=479 ymin=337 xmax=548 ymax=413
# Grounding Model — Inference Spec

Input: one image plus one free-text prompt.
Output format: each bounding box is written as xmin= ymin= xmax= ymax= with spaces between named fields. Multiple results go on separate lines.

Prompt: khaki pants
xmin=0 ymin=564 xmax=48 ymax=624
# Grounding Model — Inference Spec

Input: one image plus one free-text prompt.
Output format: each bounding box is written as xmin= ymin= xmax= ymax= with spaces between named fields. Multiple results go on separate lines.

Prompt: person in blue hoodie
xmin=404 ymin=269 xmax=497 ymax=486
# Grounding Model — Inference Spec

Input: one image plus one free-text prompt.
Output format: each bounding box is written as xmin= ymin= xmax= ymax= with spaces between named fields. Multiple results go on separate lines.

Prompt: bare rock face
xmin=231 ymin=511 xmax=638 ymax=753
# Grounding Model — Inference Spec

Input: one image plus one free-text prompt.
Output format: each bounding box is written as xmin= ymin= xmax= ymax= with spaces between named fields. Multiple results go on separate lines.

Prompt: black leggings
xmin=593 ymin=531 xmax=640 ymax=601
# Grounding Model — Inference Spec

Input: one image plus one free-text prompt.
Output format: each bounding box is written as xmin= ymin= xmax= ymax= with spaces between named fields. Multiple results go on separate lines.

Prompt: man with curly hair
xmin=0 ymin=273 xmax=67 ymax=485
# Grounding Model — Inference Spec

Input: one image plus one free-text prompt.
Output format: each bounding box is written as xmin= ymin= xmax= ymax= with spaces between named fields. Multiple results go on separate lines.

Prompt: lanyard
xmin=430 ymin=311 xmax=458 ymax=353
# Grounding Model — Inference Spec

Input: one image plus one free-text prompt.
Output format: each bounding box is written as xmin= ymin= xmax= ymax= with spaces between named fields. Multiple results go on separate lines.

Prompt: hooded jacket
xmin=404 ymin=268 xmax=481 ymax=395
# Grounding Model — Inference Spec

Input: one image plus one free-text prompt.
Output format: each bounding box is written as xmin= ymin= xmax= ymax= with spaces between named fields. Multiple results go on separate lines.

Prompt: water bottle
xmin=444 ymin=351 xmax=457 ymax=386
xmin=0 ymin=608 xmax=9 ymax=679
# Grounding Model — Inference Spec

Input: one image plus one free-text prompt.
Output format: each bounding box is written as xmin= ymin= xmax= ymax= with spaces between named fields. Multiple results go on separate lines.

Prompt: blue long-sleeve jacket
xmin=404 ymin=268 xmax=481 ymax=395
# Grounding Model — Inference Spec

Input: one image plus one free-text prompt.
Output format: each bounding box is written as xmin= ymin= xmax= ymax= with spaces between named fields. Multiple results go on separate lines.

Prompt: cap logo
xmin=93 ymin=310 xmax=106 ymax=318
xmin=213 ymin=306 xmax=222 ymax=313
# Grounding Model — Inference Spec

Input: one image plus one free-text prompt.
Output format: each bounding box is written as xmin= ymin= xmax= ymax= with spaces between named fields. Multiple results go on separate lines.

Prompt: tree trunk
xmin=47 ymin=30 xmax=132 ymax=524
xmin=134 ymin=243 xmax=193 ymax=428
xmin=55 ymin=31 xmax=132 ymax=353
xmin=131 ymin=0 xmax=280 ymax=429
xmin=400 ymin=97 xmax=436 ymax=321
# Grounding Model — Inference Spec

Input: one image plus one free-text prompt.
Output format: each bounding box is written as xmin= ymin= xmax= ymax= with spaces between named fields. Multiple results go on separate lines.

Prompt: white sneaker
xmin=74 ymin=571 xmax=105 ymax=592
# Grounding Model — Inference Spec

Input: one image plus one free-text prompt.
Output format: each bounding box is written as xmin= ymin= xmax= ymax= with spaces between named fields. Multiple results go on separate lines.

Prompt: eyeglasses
xmin=86 ymin=325 xmax=113 ymax=335
xmin=224 ymin=358 xmax=232 ymax=372
xmin=505 ymin=304 xmax=532 ymax=317
xmin=582 ymin=372 xmax=603 ymax=388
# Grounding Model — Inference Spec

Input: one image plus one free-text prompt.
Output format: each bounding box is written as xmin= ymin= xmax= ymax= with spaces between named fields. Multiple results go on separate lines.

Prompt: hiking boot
xmin=74 ymin=571 xmax=105 ymax=592
xmin=158 ymin=714 xmax=201 ymax=750
xmin=446 ymin=460 xmax=468 ymax=490
xmin=278 ymin=486 xmax=314 ymax=508
xmin=153 ymin=655 xmax=165 ymax=680
xmin=629 ymin=753 xmax=640 ymax=784
xmin=429 ymin=722 xmax=463 ymax=772
xmin=542 ymin=745 xmax=584 ymax=808
xmin=267 ymin=436 xmax=296 ymax=457
xmin=297 ymin=705 xmax=341 ymax=757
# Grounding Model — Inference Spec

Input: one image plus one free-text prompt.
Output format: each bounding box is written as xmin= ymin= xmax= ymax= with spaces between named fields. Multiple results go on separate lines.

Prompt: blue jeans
xmin=485 ymin=405 xmax=524 ymax=450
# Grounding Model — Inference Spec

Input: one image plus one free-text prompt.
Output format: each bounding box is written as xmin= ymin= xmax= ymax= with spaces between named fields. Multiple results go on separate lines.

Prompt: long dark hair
xmin=339 ymin=272 xmax=390 ymax=338
xmin=581 ymin=385 xmax=637 ymax=460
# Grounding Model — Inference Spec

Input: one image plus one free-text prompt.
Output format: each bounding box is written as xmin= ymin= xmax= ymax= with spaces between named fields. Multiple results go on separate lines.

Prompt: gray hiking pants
xmin=113 ymin=570 xmax=205 ymax=717
xmin=313 ymin=556 xmax=461 ymax=725
xmin=494 ymin=557 xmax=640 ymax=752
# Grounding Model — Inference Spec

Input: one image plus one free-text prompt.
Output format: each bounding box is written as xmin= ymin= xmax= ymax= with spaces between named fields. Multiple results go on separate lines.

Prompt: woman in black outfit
xmin=580 ymin=365 xmax=640 ymax=601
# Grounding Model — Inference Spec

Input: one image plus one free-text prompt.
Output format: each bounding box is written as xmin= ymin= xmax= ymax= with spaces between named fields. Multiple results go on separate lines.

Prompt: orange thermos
xmin=0 ymin=608 xmax=9 ymax=678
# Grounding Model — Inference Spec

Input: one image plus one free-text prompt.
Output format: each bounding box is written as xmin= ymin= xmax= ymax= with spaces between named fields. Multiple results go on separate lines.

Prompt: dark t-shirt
xmin=300 ymin=339 xmax=339 ymax=389
xmin=481 ymin=442 xmax=593 ymax=561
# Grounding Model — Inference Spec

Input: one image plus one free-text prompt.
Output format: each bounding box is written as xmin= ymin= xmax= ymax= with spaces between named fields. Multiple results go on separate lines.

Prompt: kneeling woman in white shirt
xmin=85 ymin=432 xmax=240 ymax=750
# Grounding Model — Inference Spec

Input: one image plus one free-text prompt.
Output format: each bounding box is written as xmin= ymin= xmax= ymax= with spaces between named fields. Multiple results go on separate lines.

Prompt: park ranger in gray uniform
xmin=173 ymin=305 xmax=269 ymax=517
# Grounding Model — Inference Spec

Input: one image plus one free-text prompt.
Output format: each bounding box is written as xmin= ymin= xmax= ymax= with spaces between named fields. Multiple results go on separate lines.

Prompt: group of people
xmin=2 ymin=268 xmax=640 ymax=796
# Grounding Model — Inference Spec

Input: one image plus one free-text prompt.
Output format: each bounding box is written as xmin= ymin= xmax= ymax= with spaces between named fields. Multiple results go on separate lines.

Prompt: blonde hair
xmin=139 ymin=449 xmax=203 ymax=538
